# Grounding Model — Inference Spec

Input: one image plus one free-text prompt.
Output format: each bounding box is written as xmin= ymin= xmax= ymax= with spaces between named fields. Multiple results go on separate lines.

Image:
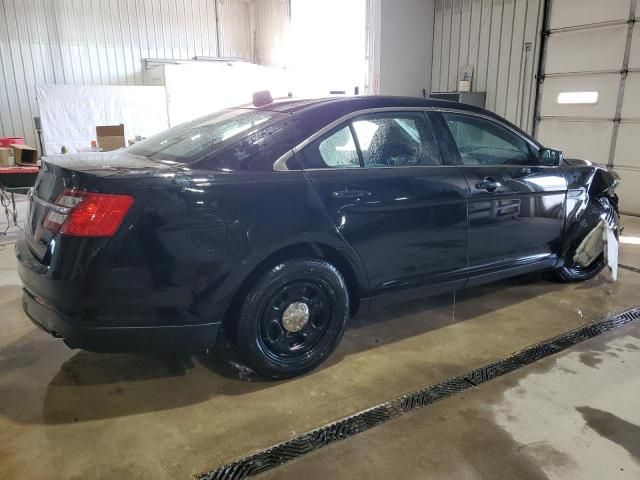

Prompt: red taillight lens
xmin=43 ymin=189 xmax=134 ymax=237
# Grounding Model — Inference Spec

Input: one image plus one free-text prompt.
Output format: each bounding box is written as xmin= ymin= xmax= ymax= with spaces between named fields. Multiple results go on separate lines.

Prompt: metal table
xmin=0 ymin=166 xmax=39 ymax=227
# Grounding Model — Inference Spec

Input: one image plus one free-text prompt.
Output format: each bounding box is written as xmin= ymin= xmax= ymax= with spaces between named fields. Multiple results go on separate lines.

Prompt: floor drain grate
xmin=195 ymin=307 xmax=640 ymax=480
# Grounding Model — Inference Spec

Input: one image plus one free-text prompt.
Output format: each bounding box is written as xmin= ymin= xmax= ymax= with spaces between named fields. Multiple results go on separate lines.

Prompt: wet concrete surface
xmin=0 ymin=216 xmax=639 ymax=479
xmin=259 ymin=322 xmax=640 ymax=480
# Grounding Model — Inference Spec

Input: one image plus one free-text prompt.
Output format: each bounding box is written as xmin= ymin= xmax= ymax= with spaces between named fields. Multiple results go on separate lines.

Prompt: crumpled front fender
xmin=561 ymin=163 xmax=620 ymax=260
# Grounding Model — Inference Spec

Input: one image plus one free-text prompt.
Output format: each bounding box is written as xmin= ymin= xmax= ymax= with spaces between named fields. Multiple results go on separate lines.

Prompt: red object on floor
xmin=0 ymin=137 xmax=25 ymax=147
xmin=0 ymin=166 xmax=39 ymax=174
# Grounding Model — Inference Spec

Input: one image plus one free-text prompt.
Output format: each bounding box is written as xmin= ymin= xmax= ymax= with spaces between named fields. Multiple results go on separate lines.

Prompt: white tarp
xmin=36 ymin=85 xmax=169 ymax=155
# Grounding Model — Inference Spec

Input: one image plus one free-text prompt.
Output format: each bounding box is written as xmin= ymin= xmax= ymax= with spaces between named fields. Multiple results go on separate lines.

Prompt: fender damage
xmin=561 ymin=159 xmax=620 ymax=268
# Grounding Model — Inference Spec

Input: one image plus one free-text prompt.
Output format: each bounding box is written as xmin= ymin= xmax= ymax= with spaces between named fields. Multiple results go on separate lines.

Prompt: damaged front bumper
xmin=566 ymin=194 xmax=620 ymax=279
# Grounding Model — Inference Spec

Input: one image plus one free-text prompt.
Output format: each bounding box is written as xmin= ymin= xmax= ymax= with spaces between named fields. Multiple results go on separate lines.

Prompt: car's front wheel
xmin=553 ymin=197 xmax=617 ymax=282
xmin=553 ymin=252 xmax=606 ymax=282
xmin=231 ymin=258 xmax=350 ymax=379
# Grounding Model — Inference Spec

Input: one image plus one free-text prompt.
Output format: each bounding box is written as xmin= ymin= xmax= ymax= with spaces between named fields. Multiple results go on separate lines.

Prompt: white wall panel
xmin=379 ymin=0 xmax=433 ymax=96
xmin=621 ymin=73 xmax=640 ymax=118
xmin=218 ymin=0 xmax=252 ymax=59
xmin=548 ymin=0 xmax=629 ymax=29
xmin=615 ymin=170 xmax=640 ymax=215
xmin=629 ymin=23 xmax=640 ymax=68
xmin=432 ymin=0 xmax=544 ymax=132
xmin=615 ymin=123 xmax=640 ymax=168
xmin=0 ymin=0 xmax=286 ymax=151
xmin=537 ymin=119 xmax=613 ymax=163
xmin=545 ymin=25 xmax=628 ymax=74
xmin=254 ymin=0 xmax=289 ymax=67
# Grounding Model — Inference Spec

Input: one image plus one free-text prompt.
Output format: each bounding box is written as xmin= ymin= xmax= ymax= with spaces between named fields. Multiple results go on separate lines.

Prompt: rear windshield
xmin=129 ymin=109 xmax=281 ymax=164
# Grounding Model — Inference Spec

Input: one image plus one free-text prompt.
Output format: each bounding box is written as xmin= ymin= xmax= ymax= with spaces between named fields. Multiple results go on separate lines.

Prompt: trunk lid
xmin=26 ymin=152 xmax=173 ymax=262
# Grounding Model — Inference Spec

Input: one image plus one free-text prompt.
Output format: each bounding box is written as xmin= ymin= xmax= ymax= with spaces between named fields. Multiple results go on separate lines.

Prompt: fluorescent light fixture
xmin=557 ymin=91 xmax=599 ymax=105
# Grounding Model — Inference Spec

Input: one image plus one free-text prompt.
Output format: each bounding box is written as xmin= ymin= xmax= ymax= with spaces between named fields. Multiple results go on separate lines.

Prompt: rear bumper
xmin=16 ymin=238 xmax=223 ymax=352
xmin=22 ymin=288 xmax=221 ymax=352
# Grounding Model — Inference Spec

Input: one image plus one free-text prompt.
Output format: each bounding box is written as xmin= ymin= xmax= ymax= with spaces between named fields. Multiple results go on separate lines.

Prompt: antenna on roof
xmin=253 ymin=90 xmax=273 ymax=107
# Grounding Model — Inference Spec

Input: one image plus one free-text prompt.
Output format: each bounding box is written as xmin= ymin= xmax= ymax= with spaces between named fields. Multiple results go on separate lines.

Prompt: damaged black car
xmin=16 ymin=96 xmax=620 ymax=378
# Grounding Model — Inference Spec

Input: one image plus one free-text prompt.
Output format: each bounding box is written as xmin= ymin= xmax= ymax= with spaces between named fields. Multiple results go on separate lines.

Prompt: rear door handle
xmin=475 ymin=177 xmax=502 ymax=192
xmin=331 ymin=187 xmax=371 ymax=199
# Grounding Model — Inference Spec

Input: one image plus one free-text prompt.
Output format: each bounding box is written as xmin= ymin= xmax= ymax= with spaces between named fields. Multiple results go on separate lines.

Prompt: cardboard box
xmin=0 ymin=147 xmax=11 ymax=166
xmin=11 ymin=144 xmax=37 ymax=165
xmin=96 ymin=124 xmax=126 ymax=151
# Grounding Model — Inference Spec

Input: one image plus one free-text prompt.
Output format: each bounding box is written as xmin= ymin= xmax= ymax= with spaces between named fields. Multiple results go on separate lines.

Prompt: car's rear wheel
xmin=232 ymin=258 xmax=349 ymax=379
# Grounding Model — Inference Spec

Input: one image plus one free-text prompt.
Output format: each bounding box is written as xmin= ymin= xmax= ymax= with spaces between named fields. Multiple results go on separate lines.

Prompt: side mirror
xmin=539 ymin=148 xmax=563 ymax=167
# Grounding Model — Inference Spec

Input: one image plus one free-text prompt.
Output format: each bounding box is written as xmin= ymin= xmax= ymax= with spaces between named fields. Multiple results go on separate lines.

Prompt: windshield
xmin=129 ymin=109 xmax=279 ymax=163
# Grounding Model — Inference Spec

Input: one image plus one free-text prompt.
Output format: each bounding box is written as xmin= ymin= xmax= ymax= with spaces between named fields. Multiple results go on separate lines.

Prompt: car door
xmin=433 ymin=111 xmax=567 ymax=284
xmin=299 ymin=110 xmax=469 ymax=306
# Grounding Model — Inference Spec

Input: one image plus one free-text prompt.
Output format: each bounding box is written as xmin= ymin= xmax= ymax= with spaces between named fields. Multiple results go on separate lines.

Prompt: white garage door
xmin=536 ymin=0 xmax=639 ymax=214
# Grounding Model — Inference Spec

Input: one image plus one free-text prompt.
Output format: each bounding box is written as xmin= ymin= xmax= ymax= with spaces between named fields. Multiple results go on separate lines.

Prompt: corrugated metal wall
xmin=0 ymin=0 xmax=285 ymax=150
xmin=431 ymin=0 xmax=544 ymax=132
xmin=253 ymin=0 xmax=289 ymax=67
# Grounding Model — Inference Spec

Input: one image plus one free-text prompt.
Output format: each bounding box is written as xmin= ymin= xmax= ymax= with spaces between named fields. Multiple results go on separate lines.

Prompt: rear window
xmin=129 ymin=109 xmax=280 ymax=164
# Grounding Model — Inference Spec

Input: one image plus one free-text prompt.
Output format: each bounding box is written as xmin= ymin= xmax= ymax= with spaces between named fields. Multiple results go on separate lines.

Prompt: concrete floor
xmin=260 ymin=321 xmax=640 ymax=480
xmin=0 ymin=214 xmax=639 ymax=479
xmin=0 ymin=193 xmax=27 ymax=246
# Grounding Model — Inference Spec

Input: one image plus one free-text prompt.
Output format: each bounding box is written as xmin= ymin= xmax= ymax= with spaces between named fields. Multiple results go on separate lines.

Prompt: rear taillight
xmin=43 ymin=189 xmax=134 ymax=237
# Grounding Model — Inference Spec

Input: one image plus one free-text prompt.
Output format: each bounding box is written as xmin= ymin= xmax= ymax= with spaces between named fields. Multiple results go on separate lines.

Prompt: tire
xmin=231 ymin=258 xmax=350 ymax=379
xmin=552 ymin=252 xmax=606 ymax=283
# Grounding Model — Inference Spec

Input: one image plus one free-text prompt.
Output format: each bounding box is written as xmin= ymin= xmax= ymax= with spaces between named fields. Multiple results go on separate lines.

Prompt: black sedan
xmin=16 ymin=95 xmax=620 ymax=378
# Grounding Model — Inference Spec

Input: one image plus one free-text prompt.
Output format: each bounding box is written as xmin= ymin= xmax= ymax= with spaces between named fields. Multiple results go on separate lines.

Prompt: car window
xmin=129 ymin=109 xmax=279 ymax=164
xmin=303 ymin=125 xmax=361 ymax=169
xmin=443 ymin=113 xmax=539 ymax=166
xmin=352 ymin=113 xmax=441 ymax=167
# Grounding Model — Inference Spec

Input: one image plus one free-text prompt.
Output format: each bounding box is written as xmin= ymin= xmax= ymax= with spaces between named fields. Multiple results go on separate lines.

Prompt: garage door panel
xmin=614 ymin=169 xmax=640 ymax=214
xmin=545 ymin=26 xmax=627 ymax=74
xmin=548 ymin=0 xmax=630 ymax=30
xmin=538 ymin=120 xmax=612 ymax=163
xmin=621 ymin=73 xmax=640 ymax=118
xmin=614 ymin=123 xmax=640 ymax=169
xmin=540 ymin=75 xmax=619 ymax=118
xmin=629 ymin=23 xmax=640 ymax=68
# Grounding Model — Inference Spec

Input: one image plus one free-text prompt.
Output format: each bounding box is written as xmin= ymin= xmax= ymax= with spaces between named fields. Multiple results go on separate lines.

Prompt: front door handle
xmin=475 ymin=177 xmax=502 ymax=192
xmin=512 ymin=167 xmax=535 ymax=178
xmin=332 ymin=187 xmax=372 ymax=199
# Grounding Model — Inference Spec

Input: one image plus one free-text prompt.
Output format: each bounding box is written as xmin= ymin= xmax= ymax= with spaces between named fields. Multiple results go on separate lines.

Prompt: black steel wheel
xmin=232 ymin=258 xmax=349 ymax=379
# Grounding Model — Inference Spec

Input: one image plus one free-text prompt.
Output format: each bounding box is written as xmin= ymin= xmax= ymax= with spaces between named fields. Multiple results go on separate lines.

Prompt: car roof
xmin=197 ymin=94 xmax=540 ymax=172
xmin=235 ymin=95 xmax=527 ymax=136
xmin=245 ymin=95 xmax=487 ymax=116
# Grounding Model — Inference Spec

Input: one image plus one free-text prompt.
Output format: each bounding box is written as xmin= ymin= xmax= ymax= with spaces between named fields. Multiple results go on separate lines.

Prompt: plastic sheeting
xmin=36 ymin=85 xmax=169 ymax=156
